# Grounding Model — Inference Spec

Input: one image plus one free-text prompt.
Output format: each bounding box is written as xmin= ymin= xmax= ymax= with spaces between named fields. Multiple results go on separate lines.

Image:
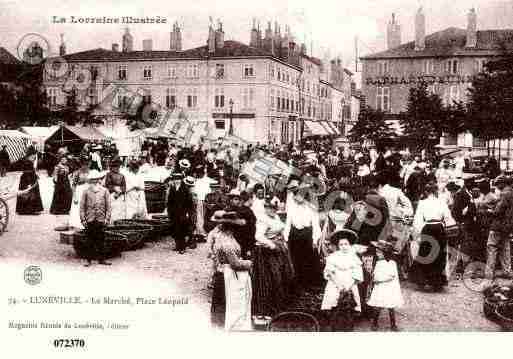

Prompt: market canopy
xmin=0 ymin=130 xmax=31 ymax=162
xmin=65 ymin=126 xmax=106 ymax=142
xmin=303 ymin=121 xmax=338 ymax=137
xmin=19 ymin=126 xmax=59 ymax=151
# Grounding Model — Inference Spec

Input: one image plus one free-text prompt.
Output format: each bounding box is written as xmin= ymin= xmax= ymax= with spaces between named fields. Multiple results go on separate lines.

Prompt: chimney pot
xmin=112 ymin=43 xmax=119 ymax=52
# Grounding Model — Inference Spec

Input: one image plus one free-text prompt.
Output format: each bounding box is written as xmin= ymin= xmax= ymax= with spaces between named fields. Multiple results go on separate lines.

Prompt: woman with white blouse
xmin=410 ymin=182 xmax=455 ymax=291
xmin=284 ymin=185 xmax=323 ymax=290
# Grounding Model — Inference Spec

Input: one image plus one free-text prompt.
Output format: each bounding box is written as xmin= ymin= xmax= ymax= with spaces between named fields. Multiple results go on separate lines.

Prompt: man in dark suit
xmin=451 ymin=178 xmax=479 ymax=274
xmin=167 ymin=173 xmax=194 ymax=254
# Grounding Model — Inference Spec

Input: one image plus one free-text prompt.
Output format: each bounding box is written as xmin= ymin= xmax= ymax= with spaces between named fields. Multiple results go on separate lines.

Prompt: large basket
xmin=105 ymin=223 xmax=153 ymax=250
xmin=495 ymin=302 xmax=513 ymax=331
xmin=267 ymin=312 xmax=320 ymax=332
xmin=72 ymin=230 xmax=126 ymax=259
xmin=145 ymin=181 xmax=167 ymax=214
xmin=114 ymin=219 xmax=170 ymax=241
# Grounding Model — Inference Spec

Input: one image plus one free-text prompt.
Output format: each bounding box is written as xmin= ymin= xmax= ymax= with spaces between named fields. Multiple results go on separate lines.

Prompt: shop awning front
xmin=304 ymin=121 xmax=336 ymax=137
xmin=65 ymin=126 xmax=106 ymax=142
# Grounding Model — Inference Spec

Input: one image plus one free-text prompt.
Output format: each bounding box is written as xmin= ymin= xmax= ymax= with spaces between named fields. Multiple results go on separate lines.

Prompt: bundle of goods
xmin=483 ymin=285 xmax=513 ymax=322
xmin=144 ymin=181 xmax=167 ymax=214
xmin=105 ymin=223 xmax=153 ymax=250
xmin=72 ymin=230 xmax=127 ymax=259
xmin=114 ymin=219 xmax=170 ymax=241
xmin=495 ymin=302 xmax=513 ymax=331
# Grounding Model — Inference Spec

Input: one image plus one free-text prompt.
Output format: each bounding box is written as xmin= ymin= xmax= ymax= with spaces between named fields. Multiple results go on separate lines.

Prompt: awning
xmin=326 ymin=122 xmax=341 ymax=136
xmin=0 ymin=130 xmax=31 ymax=162
xmin=65 ymin=126 xmax=106 ymax=141
xmin=20 ymin=126 xmax=59 ymax=151
xmin=304 ymin=121 xmax=336 ymax=136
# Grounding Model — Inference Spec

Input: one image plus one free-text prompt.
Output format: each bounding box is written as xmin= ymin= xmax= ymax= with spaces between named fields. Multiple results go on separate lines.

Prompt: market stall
xmin=0 ymin=130 xmax=31 ymax=163
xmin=19 ymin=126 xmax=59 ymax=152
xmin=45 ymin=125 xmax=107 ymax=153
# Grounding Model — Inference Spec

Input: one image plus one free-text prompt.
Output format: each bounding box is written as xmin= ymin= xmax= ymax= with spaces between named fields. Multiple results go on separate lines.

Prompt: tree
xmin=467 ymin=51 xmax=513 ymax=152
xmin=401 ymin=82 xmax=446 ymax=152
xmin=348 ymin=106 xmax=395 ymax=145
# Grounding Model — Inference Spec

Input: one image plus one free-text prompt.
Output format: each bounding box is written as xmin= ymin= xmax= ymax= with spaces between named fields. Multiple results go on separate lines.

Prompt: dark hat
xmin=211 ymin=210 xmax=240 ymax=222
xmin=446 ymin=182 xmax=460 ymax=192
xmin=26 ymin=147 xmax=37 ymax=157
xmin=110 ymin=156 xmax=122 ymax=167
xmin=328 ymin=229 xmax=359 ymax=246
xmin=170 ymin=173 xmax=184 ymax=181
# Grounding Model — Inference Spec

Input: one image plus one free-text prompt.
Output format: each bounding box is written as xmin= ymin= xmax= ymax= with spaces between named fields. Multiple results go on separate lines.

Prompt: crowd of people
xmin=10 ymin=136 xmax=513 ymax=331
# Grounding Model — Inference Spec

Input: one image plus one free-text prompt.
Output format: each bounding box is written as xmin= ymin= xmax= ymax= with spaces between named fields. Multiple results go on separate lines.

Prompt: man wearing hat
xmin=80 ymin=170 xmax=111 ymax=266
xmin=485 ymin=176 xmax=513 ymax=280
xmin=166 ymin=173 xmax=194 ymax=254
xmin=225 ymin=189 xmax=256 ymax=259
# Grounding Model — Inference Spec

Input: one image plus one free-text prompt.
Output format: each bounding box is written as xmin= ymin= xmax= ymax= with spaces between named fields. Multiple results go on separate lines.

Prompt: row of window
xmin=375 ymin=58 xmax=490 ymax=76
xmin=375 ymin=84 xmax=464 ymax=112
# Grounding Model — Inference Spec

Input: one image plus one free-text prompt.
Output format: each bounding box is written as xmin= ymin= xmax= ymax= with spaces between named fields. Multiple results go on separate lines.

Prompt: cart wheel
xmin=0 ymin=197 xmax=9 ymax=234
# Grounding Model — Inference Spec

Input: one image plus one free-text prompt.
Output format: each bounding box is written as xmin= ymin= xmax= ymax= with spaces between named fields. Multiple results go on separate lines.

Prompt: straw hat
xmin=228 ymin=189 xmax=241 ymax=197
xmin=86 ymin=170 xmax=106 ymax=181
xmin=328 ymin=229 xmax=359 ymax=246
xmin=184 ymin=176 xmax=196 ymax=186
xmin=179 ymin=158 xmax=191 ymax=169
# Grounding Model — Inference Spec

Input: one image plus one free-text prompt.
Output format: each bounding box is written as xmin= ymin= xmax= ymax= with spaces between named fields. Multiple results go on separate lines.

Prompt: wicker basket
xmin=105 ymin=223 xmax=152 ymax=250
xmin=72 ymin=230 xmax=126 ymax=259
xmin=145 ymin=181 xmax=167 ymax=214
xmin=495 ymin=302 xmax=513 ymax=331
xmin=114 ymin=219 xmax=170 ymax=241
xmin=60 ymin=230 xmax=75 ymax=245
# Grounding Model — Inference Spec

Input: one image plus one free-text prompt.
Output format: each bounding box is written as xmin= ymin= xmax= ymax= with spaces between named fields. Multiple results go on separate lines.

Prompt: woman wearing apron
xmin=69 ymin=156 xmax=90 ymax=230
xmin=104 ymin=157 xmax=127 ymax=223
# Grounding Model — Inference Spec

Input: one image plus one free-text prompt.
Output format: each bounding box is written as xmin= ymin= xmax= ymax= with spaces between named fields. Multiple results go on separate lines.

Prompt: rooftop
xmin=0 ymin=47 xmax=20 ymax=65
xmin=361 ymin=27 xmax=513 ymax=60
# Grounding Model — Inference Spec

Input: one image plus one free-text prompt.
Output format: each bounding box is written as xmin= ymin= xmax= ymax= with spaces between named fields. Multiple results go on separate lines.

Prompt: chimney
xmin=466 ymin=8 xmax=477 ymax=47
xmin=59 ymin=33 xmax=66 ymax=56
xmin=387 ymin=13 xmax=402 ymax=49
xmin=265 ymin=21 xmax=272 ymax=40
xmin=122 ymin=27 xmax=133 ymax=52
xmin=175 ymin=22 xmax=182 ymax=51
xmin=414 ymin=7 xmax=426 ymax=51
xmin=112 ymin=43 xmax=119 ymax=52
xmin=143 ymin=39 xmax=152 ymax=51
xmin=250 ymin=18 xmax=259 ymax=47
xmin=215 ymin=20 xmax=224 ymax=49
xmin=208 ymin=21 xmax=216 ymax=53
xmin=170 ymin=23 xmax=176 ymax=51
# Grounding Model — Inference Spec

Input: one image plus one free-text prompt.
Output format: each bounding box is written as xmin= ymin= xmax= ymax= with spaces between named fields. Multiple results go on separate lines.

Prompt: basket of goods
xmin=144 ymin=181 xmax=167 ymax=214
xmin=72 ymin=230 xmax=126 ymax=259
xmin=151 ymin=214 xmax=168 ymax=220
xmin=495 ymin=302 xmax=513 ymax=331
xmin=267 ymin=312 xmax=320 ymax=332
xmin=285 ymin=288 xmax=328 ymax=329
xmin=104 ymin=223 xmax=153 ymax=251
xmin=60 ymin=230 xmax=75 ymax=245
xmin=113 ymin=219 xmax=170 ymax=241
xmin=445 ymin=224 xmax=461 ymax=248
xmin=483 ymin=285 xmax=513 ymax=322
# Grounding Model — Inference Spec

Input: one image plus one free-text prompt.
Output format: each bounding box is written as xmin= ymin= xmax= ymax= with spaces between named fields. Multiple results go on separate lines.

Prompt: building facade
xmin=44 ymin=21 xmax=354 ymax=145
xmin=360 ymin=8 xmax=513 ymax=149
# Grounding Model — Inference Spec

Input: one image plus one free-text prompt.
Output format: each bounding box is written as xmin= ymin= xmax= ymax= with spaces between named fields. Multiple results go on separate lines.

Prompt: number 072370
xmin=53 ymin=339 xmax=85 ymax=348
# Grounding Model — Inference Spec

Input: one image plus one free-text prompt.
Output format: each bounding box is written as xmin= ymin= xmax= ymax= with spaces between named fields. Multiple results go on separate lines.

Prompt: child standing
xmin=367 ymin=240 xmax=404 ymax=331
xmin=321 ymin=230 xmax=363 ymax=331
xmin=80 ymin=170 xmax=112 ymax=267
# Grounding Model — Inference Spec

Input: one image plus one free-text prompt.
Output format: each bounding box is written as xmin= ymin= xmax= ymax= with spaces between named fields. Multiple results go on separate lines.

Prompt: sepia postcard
xmin=1 ymin=0 xmax=513 ymax=356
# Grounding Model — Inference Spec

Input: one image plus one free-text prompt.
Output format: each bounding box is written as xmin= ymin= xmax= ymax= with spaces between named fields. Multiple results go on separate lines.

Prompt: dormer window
xmin=377 ymin=61 xmax=389 ymax=75
xmin=445 ymin=59 xmax=459 ymax=74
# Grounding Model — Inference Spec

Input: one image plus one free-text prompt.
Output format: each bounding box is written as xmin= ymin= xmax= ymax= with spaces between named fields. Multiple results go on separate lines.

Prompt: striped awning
xmin=0 ymin=130 xmax=31 ymax=162
xmin=304 ymin=121 xmax=337 ymax=136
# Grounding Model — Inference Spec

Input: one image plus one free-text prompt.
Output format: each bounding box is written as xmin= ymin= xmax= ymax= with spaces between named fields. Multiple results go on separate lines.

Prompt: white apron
xmin=223 ymin=265 xmax=252 ymax=331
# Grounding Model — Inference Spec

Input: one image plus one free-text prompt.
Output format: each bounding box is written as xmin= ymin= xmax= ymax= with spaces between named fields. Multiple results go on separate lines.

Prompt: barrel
xmin=145 ymin=181 xmax=167 ymax=214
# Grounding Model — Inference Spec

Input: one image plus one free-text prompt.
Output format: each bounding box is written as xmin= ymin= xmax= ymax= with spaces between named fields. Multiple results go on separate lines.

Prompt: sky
xmin=1 ymin=0 xmax=512 ymax=75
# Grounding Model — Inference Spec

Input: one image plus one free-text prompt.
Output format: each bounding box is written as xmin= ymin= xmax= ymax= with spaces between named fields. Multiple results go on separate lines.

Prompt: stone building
xmin=44 ymin=20 xmax=355 ymax=145
xmin=360 ymin=8 xmax=513 ymax=150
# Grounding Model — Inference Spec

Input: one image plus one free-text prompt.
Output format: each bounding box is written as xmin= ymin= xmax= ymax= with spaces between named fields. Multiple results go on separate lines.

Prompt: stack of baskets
xmin=114 ymin=219 xmax=170 ymax=242
xmin=72 ymin=230 xmax=127 ymax=259
xmin=145 ymin=181 xmax=167 ymax=214
xmin=105 ymin=222 xmax=153 ymax=250
xmin=483 ymin=284 xmax=513 ymax=331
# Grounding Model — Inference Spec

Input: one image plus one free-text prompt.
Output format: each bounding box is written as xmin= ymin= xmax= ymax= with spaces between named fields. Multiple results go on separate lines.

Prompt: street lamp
xmin=228 ymin=98 xmax=234 ymax=136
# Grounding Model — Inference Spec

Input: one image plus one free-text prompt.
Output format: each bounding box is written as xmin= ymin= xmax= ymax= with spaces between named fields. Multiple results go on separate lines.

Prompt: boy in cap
xmin=80 ymin=170 xmax=111 ymax=266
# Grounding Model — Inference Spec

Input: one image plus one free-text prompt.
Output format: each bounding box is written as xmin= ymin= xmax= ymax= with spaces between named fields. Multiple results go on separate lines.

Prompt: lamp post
xmin=228 ymin=98 xmax=234 ymax=136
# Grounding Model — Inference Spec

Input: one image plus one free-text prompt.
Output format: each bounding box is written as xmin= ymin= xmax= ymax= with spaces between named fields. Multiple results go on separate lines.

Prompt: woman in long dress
xmin=410 ymin=182 xmax=455 ymax=291
xmin=252 ymin=201 xmax=295 ymax=318
xmin=50 ymin=156 xmax=73 ymax=215
xmin=16 ymin=148 xmax=43 ymax=215
xmin=208 ymin=212 xmax=253 ymax=331
xmin=69 ymin=156 xmax=90 ymax=230
xmin=124 ymin=160 xmax=148 ymax=220
xmin=284 ymin=185 xmax=323 ymax=290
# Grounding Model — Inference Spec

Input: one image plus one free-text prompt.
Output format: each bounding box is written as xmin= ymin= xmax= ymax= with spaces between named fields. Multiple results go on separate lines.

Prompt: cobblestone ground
xmin=0 ymin=172 xmax=503 ymax=331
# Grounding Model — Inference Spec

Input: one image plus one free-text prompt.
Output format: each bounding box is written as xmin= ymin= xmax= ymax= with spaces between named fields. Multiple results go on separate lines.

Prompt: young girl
xmin=367 ymin=240 xmax=404 ymax=331
xmin=321 ymin=230 xmax=363 ymax=331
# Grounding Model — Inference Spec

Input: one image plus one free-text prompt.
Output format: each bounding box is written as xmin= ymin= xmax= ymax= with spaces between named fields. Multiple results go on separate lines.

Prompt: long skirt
xmin=288 ymin=226 xmax=323 ymax=290
xmin=409 ymin=223 xmax=448 ymax=288
xmin=16 ymin=173 xmax=43 ymax=215
xmin=110 ymin=195 xmax=127 ymax=223
xmin=211 ymin=272 xmax=226 ymax=329
xmin=69 ymin=184 xmax=87 ymax=229
xmin=50 ymin=174 xmax=72 ymax=215
xmin=194 ymin=199 xmax=207 ymax=237
xmin=252 ymin=241 xmax=295 ymax=317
